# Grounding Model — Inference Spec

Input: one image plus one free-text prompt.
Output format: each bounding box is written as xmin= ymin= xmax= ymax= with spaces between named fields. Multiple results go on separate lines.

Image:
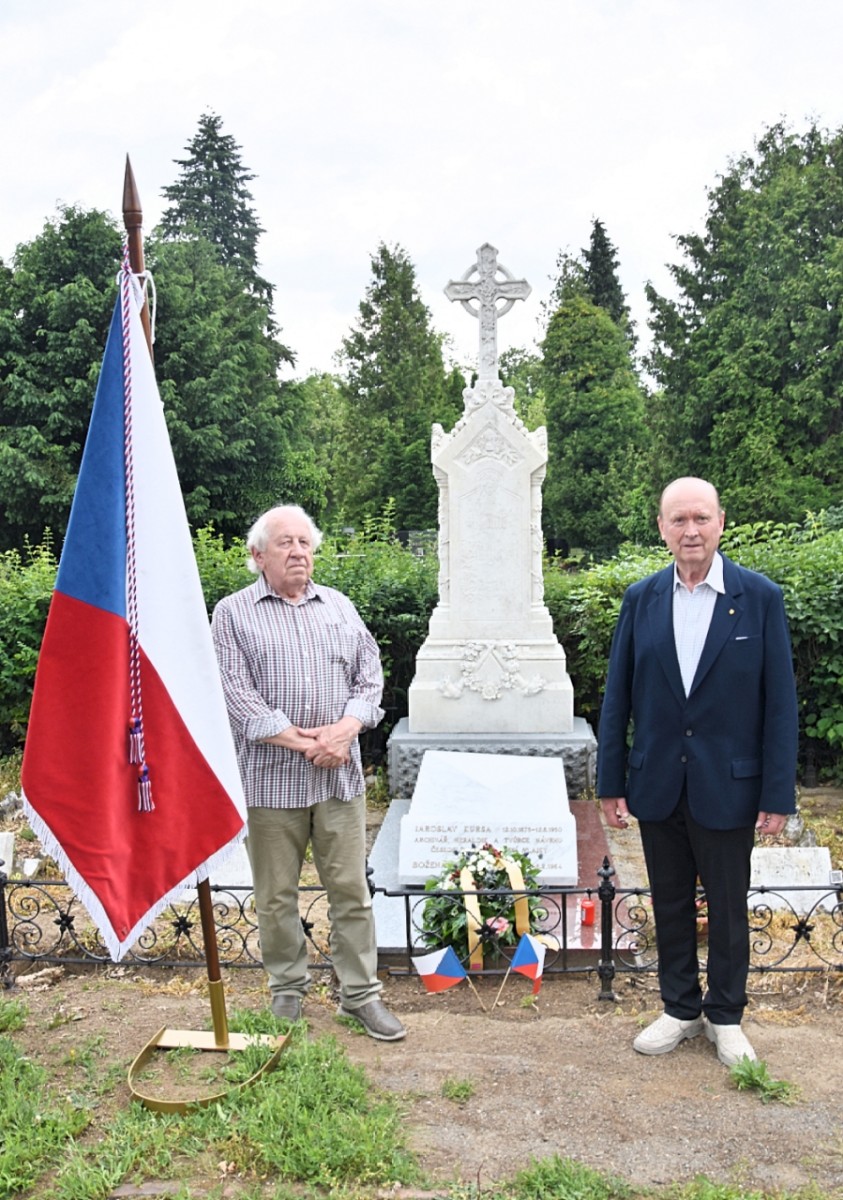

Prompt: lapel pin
xmin=729 ymin=608 xmax=735 ymax=615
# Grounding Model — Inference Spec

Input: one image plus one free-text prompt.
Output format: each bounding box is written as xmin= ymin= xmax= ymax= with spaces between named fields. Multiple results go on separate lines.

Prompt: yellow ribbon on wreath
xmin=461 ymin=853 xmax=531 ymax=971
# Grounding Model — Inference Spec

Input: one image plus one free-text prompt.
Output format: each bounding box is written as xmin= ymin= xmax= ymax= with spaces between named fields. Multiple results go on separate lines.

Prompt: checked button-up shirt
xmin=211 ymin=575 xmax=384 ymax=809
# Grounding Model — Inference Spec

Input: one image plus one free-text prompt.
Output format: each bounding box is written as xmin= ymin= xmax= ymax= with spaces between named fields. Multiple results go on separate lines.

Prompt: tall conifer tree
xmin=646 ymin=121 xmax=843 ymax=522
xmin=159 ymin=112 xmax=282 ymax=323
xmin=583 ymin=218 xmax=633 ymax=339
xmin=337 ymin=243 xmax=462 ymax=529
xmin=542 ymin=297 xmax=647 ymax=553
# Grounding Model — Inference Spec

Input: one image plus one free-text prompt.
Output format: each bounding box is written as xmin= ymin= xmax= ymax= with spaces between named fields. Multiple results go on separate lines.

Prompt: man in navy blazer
xmin=597 ymin=477 xmax=798 ymax=1066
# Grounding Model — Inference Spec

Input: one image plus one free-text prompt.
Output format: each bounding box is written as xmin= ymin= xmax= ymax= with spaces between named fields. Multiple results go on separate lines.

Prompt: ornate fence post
xmin=596 ymin=856 xmax=617 ymax=1001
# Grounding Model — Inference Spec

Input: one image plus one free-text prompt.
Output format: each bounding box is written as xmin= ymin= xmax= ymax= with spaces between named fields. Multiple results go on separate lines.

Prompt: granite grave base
xmin=386 ymin=716 xmax=597 ymax=799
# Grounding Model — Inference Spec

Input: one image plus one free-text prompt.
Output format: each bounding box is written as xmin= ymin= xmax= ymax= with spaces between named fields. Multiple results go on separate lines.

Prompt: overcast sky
xmin=3 ymin=0 xmax=843 ymax=380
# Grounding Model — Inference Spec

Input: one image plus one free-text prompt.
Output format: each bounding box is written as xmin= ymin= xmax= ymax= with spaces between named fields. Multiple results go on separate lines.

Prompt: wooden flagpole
xmin=121 ymin=159 xmax=287 ymax=1110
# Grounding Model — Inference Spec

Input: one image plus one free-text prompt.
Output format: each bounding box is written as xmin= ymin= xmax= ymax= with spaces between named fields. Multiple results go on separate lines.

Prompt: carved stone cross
xmin=444 ymin=243 xmax=531 ymax=382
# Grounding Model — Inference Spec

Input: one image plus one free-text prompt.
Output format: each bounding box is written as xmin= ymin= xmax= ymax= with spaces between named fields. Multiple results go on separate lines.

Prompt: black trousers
xmin=638 ymin=794 xmax=755 ymax=1025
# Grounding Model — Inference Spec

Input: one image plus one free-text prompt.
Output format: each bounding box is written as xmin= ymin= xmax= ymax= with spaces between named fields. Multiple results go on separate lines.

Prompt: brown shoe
xmin=271 ymin=994 xmax=303 ymax=1022
xmin=337 ymin=999 xmax=406 ymax=1041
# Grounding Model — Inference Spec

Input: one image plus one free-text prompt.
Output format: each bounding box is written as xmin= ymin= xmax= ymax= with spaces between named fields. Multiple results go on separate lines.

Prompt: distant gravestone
xmin=0 ymin=831 xmax=14 ymax=876
xmin=750 ymin=846 xmax=840 ymax=912
xmin=398 ymin=750 xmax=577 ymax=885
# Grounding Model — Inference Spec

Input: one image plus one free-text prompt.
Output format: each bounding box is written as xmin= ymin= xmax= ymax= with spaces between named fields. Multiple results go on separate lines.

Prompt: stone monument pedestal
xmin=387 ymin=716 xmax=596 ymax=799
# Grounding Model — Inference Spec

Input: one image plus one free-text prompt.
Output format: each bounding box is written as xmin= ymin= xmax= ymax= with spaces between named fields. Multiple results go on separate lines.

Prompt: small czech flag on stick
xmin=510 ymin=932 xmax=546 ymax=995
xmin=411 ymin=946 xmax=467 ymax=993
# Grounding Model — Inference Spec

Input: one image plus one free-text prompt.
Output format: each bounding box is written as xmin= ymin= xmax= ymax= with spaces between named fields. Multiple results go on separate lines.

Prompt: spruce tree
xmin=158 ymin=112 xmax=280 ymax=318
xmin=544 ymin=219 xmax=633 ymax=343
xmin=583 ymin=219 xmax=632 ymax=336
xmin=337 ymin=243 xmax=461 ymax=530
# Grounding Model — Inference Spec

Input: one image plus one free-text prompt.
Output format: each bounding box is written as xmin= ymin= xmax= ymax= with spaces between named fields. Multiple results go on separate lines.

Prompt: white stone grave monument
xmin=373 ymin=245 xmax=597 ymax=949
xmin=387 ymin=244 xmax=596 ymax=799
xmin=749 ymin=845 xmax=840 ymax=912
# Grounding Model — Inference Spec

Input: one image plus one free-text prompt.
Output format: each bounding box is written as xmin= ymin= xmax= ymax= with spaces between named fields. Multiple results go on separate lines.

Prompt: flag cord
xmin=114 ymin=266 xmax=157 ymax=345
xmin=121 ymin=245 xmax=154 ymax=812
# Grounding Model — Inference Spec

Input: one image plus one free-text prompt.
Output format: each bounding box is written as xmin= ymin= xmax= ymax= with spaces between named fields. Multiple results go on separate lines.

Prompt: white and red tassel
xmin=137 ymin=764 xmax=154 ymax=812
xmin=128 ymin=717 xmax=143 ymax=764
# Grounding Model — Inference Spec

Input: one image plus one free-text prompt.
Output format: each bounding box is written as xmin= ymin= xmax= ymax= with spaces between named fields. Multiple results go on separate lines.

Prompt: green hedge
xmin=3 ymin=518 xmax=842 ymax=781
xmin=0 ymin=538 xmax=58 ymax=756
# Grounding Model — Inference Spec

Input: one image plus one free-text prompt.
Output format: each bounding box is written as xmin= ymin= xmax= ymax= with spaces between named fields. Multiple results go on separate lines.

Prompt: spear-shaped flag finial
xmin=122 ymin=154 xmax=153 ymax=356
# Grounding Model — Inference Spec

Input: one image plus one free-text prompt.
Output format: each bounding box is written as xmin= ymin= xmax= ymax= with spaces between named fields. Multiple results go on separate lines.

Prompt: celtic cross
xmin=444 ymin=243 xmax=531 ymax=382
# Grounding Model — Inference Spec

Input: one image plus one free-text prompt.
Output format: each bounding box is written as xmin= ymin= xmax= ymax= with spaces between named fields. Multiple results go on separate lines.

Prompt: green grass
xmin=0 ymin=995 xmax=27 ymax=1032
xmin=0 ymin=996 xmax=825 ymax=1200
xmin=1 ymin=1007 xmax=420 ymax=1199
xmin=0 ymin=1034 xmax=91 ymax=1198
xmin=0 ymin=1019 xmax=826 ymax=1200
xmin=441 ymin=1076 xmax=475 ymax=1104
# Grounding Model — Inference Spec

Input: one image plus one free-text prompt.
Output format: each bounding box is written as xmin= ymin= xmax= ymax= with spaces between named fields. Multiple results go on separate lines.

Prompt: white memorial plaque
xmin=398 ymin=750 xmax=577 ymax=885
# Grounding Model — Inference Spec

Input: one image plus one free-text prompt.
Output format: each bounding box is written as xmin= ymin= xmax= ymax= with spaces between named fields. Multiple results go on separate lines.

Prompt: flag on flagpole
xmin=510 ymin=932 xmax=546 ymax=994
xmin=412 ymin=946 xmax=467 ymax=993
xmin=21 ymin=254 xmax=247 ymax=962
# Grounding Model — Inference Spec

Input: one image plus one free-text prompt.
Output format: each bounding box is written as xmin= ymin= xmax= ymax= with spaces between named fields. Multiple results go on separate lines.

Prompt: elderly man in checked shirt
xmin=597 ymin=477 xmax=797 ymax=1068
xmin=212 ymin=504 xmax=406 ymax=1041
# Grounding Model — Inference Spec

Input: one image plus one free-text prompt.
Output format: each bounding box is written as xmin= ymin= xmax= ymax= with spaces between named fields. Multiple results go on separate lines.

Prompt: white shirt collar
xmin=672 ymin=550 xmax=725 ymax=594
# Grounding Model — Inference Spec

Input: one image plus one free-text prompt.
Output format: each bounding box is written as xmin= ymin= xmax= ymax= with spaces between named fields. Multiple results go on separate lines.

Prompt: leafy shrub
xmin=0 ymin=537 xmax=57 ymax=755
xmin=543 ymin=545 xmax=667 ymax=723
xmin=191 ymin=524 xmax=251 ymax=611
xmin=721 ymin=517 xmax=843 ymax=780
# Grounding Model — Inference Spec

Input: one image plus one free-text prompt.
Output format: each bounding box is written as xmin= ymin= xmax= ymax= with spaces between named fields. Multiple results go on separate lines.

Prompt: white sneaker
xmin=705 ymin=1021 xmax=757 ymax=1067
xmin=633 ymin=1012 xmax=704 ymax=1055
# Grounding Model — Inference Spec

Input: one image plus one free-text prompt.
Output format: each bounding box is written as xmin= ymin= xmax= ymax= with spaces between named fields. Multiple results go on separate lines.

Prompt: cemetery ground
xmin=2 ymin=789 xmax=843 ymax=1199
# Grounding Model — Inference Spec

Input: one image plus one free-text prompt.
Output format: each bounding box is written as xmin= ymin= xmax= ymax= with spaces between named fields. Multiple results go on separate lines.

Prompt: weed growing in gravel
xmin=441 ymin=1076 xmax=476 ymax=1104
xmin=729 ymin=1057 xmax=800 ymax=1104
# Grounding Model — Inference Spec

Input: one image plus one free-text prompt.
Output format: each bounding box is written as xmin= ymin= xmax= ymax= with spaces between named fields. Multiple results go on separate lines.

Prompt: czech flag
xmin=412 ymin=945 xmax=467 ymax=993
xmin=510 ymin=932 xmax=546 ymax=994
xmin=21 ymin=254 xmax=246 ymax=962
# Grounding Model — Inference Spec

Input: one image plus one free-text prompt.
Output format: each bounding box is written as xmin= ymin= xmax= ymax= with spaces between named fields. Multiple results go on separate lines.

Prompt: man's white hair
xmin=246 ymin=505 xmax=323 ymax=574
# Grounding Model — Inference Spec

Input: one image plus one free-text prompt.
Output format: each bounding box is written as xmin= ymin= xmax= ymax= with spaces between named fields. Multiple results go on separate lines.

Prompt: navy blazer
xmin=596 ymin=554 xmax=798 ymax=829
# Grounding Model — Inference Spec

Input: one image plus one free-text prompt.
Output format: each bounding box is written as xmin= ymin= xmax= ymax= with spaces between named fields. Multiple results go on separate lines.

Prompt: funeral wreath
xmin=419 ymin=842 xmax=546 ymax=962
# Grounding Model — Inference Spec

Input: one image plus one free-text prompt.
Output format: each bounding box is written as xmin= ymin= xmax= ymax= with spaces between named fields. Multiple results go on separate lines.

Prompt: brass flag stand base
xmin=127 ymin=1021 xmax=288 ymax=1114
xmin=127 ymin=878 xmax=289 ymax=1114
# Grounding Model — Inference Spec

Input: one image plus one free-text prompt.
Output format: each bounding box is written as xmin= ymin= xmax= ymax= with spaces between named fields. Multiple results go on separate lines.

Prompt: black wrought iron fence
xmin=2 ymin=856 xmax=842 ymax=1000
